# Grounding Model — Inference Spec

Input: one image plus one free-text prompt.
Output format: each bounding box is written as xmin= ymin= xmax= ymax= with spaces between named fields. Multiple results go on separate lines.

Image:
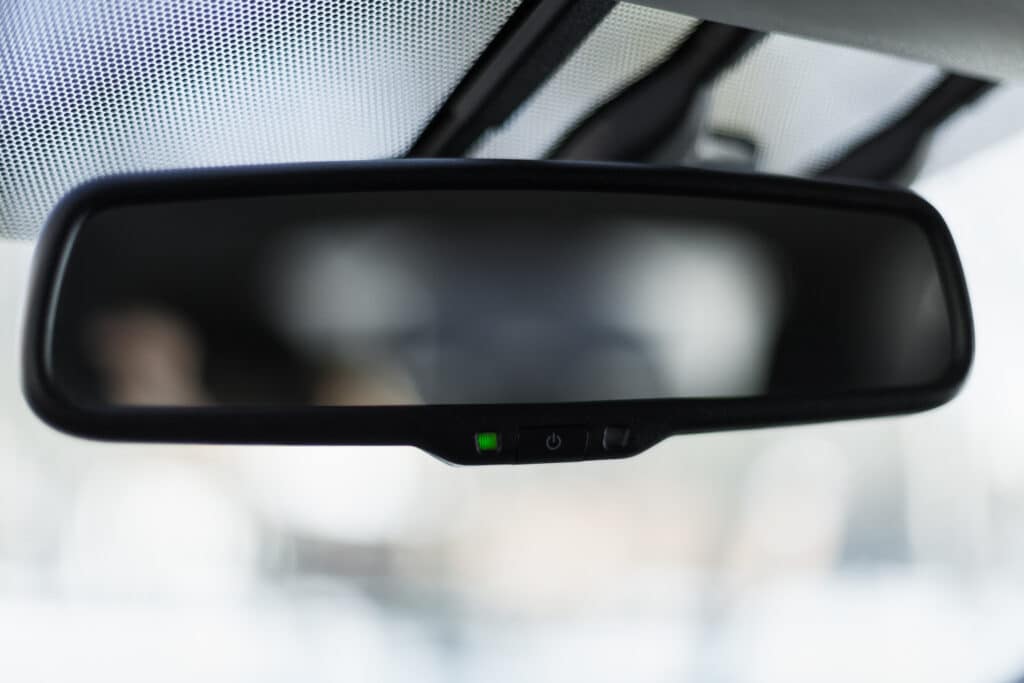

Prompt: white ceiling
xmin=641 ymin=0 xmax=1024 ymax=80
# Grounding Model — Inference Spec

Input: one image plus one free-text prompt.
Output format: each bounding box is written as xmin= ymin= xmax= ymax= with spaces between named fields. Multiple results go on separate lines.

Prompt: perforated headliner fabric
xmin=0 ymin=1 xmax=521 ymax=239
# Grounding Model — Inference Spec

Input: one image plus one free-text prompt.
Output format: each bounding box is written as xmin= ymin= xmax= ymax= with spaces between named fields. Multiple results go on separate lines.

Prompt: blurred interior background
xmin=2 ymin=132 xmax=1024 ymax=683
xmin=3 ymin=2 xmax=1024 ymax=682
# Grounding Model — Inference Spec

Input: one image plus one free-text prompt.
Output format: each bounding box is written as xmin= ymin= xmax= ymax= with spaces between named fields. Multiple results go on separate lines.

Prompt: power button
xmin=519 ymin=426 xmax=589 ymax=462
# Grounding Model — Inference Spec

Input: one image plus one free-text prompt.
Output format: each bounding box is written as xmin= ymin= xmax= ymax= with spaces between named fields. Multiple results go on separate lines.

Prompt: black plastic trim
xmin=406 ymin=0 xmax=615 ymax=158
xmin=22 ymin=159 xmax=974 ymax=465
xmin=816 ymin=74 xmax=996 ymax=183
xmin=549 ymin=21 xmax=763 ymax=162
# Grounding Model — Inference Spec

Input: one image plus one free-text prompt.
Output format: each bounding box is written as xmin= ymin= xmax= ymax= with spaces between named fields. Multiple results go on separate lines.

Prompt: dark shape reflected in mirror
xmin=23 ymin=161 xmax=972 ymax=464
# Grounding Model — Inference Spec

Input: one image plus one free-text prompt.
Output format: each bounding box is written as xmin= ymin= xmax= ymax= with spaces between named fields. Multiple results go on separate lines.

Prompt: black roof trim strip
xmin=406 ymin=0 xmax=616 ymax=158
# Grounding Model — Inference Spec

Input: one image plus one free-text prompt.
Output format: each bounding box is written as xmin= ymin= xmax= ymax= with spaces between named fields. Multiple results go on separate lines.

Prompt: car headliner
xmin=646 ymin=0 xmax=1024 ymax=80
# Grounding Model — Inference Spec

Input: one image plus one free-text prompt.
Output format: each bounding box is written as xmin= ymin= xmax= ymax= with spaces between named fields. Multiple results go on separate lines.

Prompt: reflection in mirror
xmin=48 ymin=191 xmax=954 ymax=407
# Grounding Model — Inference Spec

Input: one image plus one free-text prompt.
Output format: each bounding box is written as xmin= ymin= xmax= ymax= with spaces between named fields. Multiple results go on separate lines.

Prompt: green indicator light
xmin=476 ymin=432 xmax=500 ymax=453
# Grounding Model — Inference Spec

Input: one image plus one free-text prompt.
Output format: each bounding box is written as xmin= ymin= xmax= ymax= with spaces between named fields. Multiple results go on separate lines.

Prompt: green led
xmin=475 ymin=432 xmax=500 ymax=453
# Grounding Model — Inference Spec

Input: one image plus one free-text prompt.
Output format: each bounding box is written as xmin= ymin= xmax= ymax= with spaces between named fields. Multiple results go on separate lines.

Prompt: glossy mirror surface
xmin=46 ymin=190 xmax=958 ymax=408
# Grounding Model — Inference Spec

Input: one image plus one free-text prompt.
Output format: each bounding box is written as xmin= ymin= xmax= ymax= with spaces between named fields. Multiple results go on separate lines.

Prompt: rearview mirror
xmin=23 ymin=161 xmax=972 ymax=464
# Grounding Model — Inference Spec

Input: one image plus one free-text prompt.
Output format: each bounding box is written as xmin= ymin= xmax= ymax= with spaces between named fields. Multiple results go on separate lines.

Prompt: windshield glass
xmin=1 ymin=133 xmax=1024 ymax=682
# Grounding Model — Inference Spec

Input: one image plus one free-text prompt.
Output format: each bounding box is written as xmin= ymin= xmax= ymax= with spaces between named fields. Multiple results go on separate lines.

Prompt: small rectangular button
xmin=602 ymin=426 xmax=631 ymax=452
xmin=519 ymin=426 xmax=589 ymax=462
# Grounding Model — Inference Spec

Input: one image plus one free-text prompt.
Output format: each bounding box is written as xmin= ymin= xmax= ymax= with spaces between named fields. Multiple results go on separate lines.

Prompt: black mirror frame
xmin=22 ymin=160 xmax=973 ymax=464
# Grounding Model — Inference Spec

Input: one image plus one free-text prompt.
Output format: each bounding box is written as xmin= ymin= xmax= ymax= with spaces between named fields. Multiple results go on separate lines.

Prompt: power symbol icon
xmin=545 ymin=433 xmax=563 ymax=451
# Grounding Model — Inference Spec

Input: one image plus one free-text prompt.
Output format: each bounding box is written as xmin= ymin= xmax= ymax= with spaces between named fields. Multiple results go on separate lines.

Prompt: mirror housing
xmin=23 ymin=160 xmax=973 ymax=464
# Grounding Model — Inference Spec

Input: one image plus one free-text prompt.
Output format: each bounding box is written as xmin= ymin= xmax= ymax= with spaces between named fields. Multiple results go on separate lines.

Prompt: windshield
xmin=4 ymin=3 xmax=1024 ymax=682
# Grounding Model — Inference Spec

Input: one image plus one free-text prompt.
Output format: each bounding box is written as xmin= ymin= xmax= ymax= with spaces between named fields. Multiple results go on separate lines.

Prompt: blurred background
xmin=1 ymin=140 xmax=1023 ymax=681
xmin=4 ymin=2 xmax=1024 ymax=681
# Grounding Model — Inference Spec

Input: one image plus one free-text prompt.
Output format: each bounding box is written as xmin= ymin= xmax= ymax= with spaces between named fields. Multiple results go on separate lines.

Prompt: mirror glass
xmin=47 ymin=191 xmax=957 ymax=407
